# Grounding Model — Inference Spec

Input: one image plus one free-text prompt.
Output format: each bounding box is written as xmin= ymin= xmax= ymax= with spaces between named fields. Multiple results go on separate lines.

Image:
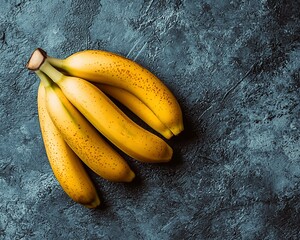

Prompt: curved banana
xmin=46 ymin=49 xmax=184 ymax=136
xmin=27 ymin=49 xmax=173 ymax=163
xmin=96 ymin=83 xmax=173 ymax=139
xmin=37 ymin=81 xmax=100 ymax=208
xmin=35 ymin=70 xmax=135 ymax=182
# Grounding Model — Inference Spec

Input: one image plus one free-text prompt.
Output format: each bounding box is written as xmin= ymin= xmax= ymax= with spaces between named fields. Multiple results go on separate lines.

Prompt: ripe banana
xmin=35 ymin=70 xmax=135 ymax=182
xmin=27 ymin=48 xmax=173 ymax=163
xmin=46 ymin=49 xmax=184 ymax=136
xmin=37 ymin=81 xmax=100 ymax=208
xmin=96 ymin=83 xmax=173 ymax=139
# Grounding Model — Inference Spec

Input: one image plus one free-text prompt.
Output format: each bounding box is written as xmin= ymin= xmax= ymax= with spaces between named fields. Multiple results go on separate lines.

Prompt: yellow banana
xmin=37 ymin=81 xmax=100 ymax=208
xmin=46 ymin=49 xmax=184 ymax=136
xmin=27 ymin=48 xmax=173 ymax=163
xmin=35 ymin=70 xmax=135 ymax=182
xmin=96 ymin=83 xmax=173 ymax=139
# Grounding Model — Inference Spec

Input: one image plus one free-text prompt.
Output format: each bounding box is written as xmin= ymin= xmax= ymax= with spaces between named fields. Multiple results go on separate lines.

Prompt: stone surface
xmin=0 ymin=0 xmax=300 ymax=239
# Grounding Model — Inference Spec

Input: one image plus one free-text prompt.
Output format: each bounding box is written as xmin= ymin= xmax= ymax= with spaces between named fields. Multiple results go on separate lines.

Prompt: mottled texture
xmin=0 ymin=0 xmax=300 ymax=239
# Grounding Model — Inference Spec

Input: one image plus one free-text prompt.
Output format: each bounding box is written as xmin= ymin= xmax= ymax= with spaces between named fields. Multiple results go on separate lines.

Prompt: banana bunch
xmin=26 ymin=48 xmax=183 ymax=208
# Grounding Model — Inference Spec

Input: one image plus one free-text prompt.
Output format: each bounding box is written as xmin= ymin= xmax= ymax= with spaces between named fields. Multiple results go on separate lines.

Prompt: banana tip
xmin=170 ymin=124 xmax=184 ymax=136
xmin=125 ymin=170 xmax=135 ymax=182
xmin=84 ymin=196 xmax=101 ymax=209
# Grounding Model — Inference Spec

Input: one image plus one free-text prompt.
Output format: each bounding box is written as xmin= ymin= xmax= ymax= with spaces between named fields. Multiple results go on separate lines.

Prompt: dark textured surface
xmin=1 ymin=0 xmax=300 ymax=239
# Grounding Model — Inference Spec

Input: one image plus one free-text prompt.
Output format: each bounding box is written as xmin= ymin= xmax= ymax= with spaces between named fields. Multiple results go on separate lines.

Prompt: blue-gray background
xmin=0 ymin=0 xmax=300 ymax=239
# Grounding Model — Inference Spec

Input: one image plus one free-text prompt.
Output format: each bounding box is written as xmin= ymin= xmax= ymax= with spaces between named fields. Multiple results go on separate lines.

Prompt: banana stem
xmin=36 ymin=70 xmax=52 ymax=87
xmin=40 ymin=60 xmax=64 ymax=83
xmin=47 ymin=56 xmax=64 ymax=69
